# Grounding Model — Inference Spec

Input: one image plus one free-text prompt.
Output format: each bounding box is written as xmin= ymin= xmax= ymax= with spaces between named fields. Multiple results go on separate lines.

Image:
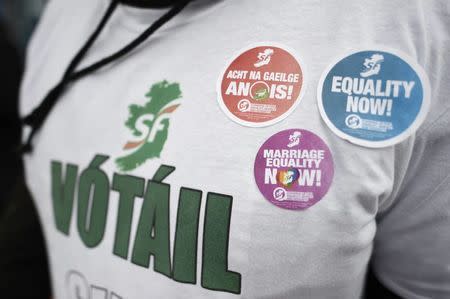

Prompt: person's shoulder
xmin=19 ymin=0 xmax=107 ymax=117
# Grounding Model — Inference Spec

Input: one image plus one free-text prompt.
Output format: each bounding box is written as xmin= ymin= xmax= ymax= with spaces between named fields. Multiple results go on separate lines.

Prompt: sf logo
xmin=66 ymin=270 xmax=123 ymax=299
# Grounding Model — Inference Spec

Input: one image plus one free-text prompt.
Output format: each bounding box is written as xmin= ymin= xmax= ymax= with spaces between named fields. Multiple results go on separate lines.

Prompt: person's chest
xmin=21 ymin=0 xmax=425 ymax=298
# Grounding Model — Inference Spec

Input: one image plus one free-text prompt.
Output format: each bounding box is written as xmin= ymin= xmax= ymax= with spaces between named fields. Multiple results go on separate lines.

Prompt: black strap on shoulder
xmin=20 ymin=0 xmax=192 ymax=153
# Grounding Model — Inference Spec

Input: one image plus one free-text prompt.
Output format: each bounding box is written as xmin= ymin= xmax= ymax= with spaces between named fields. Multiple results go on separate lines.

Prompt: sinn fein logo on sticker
xmin=360 ymin=54 xmax=384 ymax=77
xmin=217 ymin=43 xmax=307 ymax=127
xmin=116 ymin=80 xmax=181 ymax=171
xmin=254 ymin=129 xmax=334 ymax=210
xmin=254 ymin=48 xmax=274 ymax=68
xmin=317 ymin=48 xmax=430 ymax=148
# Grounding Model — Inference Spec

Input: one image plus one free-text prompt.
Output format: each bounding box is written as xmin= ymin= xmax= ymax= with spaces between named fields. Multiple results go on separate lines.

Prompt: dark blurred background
xmin=0 ymin=1 xmax=50 ymax=298
xmin=0 ymin=0 xmax=46 ymax=55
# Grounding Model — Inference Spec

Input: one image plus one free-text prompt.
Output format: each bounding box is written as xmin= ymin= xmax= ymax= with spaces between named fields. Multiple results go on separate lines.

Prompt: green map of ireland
xmin=116 ymin=80 xmax=182 ymax=171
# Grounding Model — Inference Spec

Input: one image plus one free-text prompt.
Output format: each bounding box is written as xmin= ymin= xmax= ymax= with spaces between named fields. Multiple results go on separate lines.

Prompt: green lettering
xmin=201 ymin=193 xmax=241 ymax=294
xmin=51 ymin=161 xmax=78 ymax=235
xmin=77 ymin=155 xmax=110 ymax=248
xmin=131 ymin=180 xmax=171 ymax=277
xmin=111 ymin=174 xmax=145 ymax=259
xmin=172 ymin=187 xmax=202 ymax=283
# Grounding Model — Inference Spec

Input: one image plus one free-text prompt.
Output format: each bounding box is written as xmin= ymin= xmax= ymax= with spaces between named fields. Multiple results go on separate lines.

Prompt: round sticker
xmin=317 ymin=48 xmax=430 ymax=148
xmin=254 ymin=129 xmax=334 ymax=210
xmin=218 ymin=43 xmax=307 ymax=127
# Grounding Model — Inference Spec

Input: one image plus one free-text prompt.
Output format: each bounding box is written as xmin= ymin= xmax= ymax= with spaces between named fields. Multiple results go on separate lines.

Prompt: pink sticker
xmin=254 ymin=129 xmax=334 ymax=210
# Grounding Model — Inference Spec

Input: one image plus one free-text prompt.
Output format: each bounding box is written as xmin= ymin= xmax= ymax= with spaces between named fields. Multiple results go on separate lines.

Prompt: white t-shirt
xmin=20 ymin=0 xmax=450 ymax=298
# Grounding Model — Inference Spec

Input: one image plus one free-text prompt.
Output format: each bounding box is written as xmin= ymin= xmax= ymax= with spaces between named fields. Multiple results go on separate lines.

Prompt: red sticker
xmin=217 ymin=43 xmax=307 ymax=127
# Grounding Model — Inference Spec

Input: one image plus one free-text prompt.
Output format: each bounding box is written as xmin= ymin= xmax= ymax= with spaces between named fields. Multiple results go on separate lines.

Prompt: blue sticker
xmin=318 ymin=48 xmax=430 ymax=148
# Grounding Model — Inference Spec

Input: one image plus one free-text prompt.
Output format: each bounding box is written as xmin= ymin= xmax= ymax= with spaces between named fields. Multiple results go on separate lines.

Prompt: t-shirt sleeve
xmin=372 ymin=4 xmax=450 ymax=297
xmin=373 ymin=126 xmax=450 ymax=298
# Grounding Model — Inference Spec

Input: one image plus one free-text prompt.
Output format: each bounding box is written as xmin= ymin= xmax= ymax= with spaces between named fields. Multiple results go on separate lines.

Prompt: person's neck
xmin=118 ymin=0 xmax=177 ymax=9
